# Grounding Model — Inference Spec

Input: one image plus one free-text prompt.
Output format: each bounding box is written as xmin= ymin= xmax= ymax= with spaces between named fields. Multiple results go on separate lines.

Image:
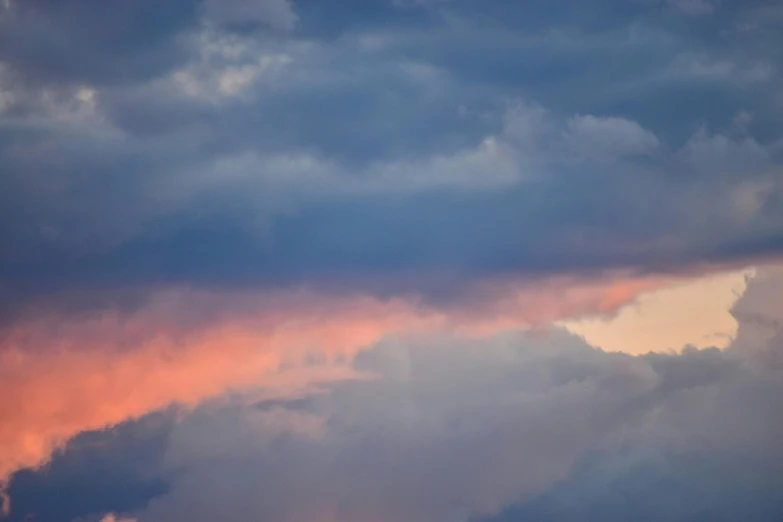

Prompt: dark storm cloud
xmin=0 ymin=0 xmax=782 ymax=318
xmin=0 ymin=0 xmax=301 ymax=86
xmin=1 ymin=167 xmax=780 ymax=320
xmin=5 ymin=412 xmax=173 ymax=522
xmin=0 ymin=0 xmax=201 ymax=85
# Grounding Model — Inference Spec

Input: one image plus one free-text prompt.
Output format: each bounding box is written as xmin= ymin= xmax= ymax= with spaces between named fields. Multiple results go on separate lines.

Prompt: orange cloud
xmin=0 ymin=270 xmax=678 ymax=492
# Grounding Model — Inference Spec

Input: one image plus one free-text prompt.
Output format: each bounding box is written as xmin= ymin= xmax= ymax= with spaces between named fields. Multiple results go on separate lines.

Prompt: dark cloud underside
xmin=0 ymin=0 xmax=781 ymax=319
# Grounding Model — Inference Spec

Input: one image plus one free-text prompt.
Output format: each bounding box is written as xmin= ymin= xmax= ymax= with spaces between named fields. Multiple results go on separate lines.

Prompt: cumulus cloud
xmin=4 ymin=273 xmax=782 ymax=521
xmin=97 ymin=267 xmax=782 ymax=522
xmin=0 ymin=271 xmax=679 ymax=485
xmin=123 ymin=330 xmax=670 ymax=522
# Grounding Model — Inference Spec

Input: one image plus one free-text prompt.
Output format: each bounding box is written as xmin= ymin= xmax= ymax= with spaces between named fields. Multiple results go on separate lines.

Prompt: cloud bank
xmin=6 ymin=266 xmax=782 ymax=522
xmin=1 ymin=0 xmax=782 ymax=321
xmin=2 ymin=0 xmax=783 ymax=520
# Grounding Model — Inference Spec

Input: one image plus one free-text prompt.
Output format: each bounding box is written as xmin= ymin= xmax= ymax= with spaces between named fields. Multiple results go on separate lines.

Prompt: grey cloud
xmin=487 ymin=449 xmax=783 ymax=522
xmin=0 ymin=0 xmax=296 ymax=87
xmin=5 ymin=269 xmax=782 ymax=522
xmin=3 ymin=2 xmax=783 ymax=520
xmin=666 ymin=0 xmax=717 ymax=16
xmin=0 ymin=0 xmax=200 ymax=85
xmin=4 ymin=412 xmax=173 ymax=522
xmin=202 ymin=0 xmax=298 ymax=30
xmin=1 ymin=121 xmax=781 ymax=321
xmin=562 ymin=114 xmax=661 ymax=161
xmin=134 ymin=330 xmax=661 ymax=522
xmin=106 ymin=267 xmax=783 ymax=522
xmin=0 ymin=0 xmax=782 ymax=319
xmin=485 ymin=267 xmax=783 ymax=522
xmin=727 ymin=265 xmax=783 ymax=362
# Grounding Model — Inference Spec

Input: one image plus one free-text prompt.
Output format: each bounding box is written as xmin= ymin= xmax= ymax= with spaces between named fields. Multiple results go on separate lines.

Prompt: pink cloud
xmin=0 ymin=269 xmax=691 ymax=488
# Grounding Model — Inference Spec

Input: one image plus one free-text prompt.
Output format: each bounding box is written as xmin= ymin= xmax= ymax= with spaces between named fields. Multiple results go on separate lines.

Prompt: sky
xmin=0 ymin=0 xmax=782 ymax=520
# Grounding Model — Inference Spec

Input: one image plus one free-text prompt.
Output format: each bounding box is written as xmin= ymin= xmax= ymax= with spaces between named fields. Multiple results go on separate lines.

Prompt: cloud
xmin=0 ymin=290 xmax=381 ymax=483
xmin=727 ymin=264 xmax=783 ymax=359
xmin=1 ymin=1 xmax=783 ymax=520
xmin=0 ymin=0 xmax=200 ymax=85
xmin=666 ymin=53 xmax=772 ymax=84
xmin=92 ymin=267 xmax=781 ymax=522
xmin=563 ymin=115 xmax=660 ymax=161
xmin=681 ymin=127 xmax=771 ymax=174
xmin=0 ymin=0 xmax=782 ymax=324
xmin=107 ymin=330 xmax=669 ymax=522
xmin=202 ymin=0 xmax=298 ymax=31
xmin=5 ymin=412 xmax=171 ymax=522
xmin=101 ymin=514 xmax=138 ymax=522
xmin=666 ymin=0 xmax=716 ymax=16
xmin=1 ymin=88 xmax=781 ymax=322
xmin=0 ymin=271 xmax=679 ymax=487
xmin=4 ymin=264 xmax=782 ymax=521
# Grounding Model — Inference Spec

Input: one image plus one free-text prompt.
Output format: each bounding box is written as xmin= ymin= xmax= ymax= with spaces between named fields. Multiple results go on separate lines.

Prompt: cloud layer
xmin=137 ymin=269 xmax=783 ymax=522
xmin=2 ymin=0 xmax=783 ymax=520
xmin=6 ymin=266 xmax=783 ymax=522
xmin=0 ymin=271 xmax=678 ymax=485
xmin=1 ymin=0 xmax=782 ymax=321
